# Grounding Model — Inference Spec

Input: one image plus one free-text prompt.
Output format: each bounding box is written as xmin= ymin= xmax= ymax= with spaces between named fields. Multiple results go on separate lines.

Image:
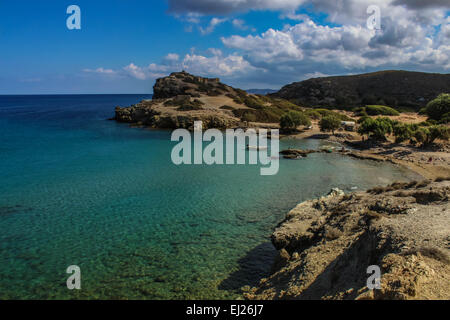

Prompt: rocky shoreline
xmin=113 ymin=71 xmax=449 ymax=300
xmin=244 ymin=179 xmax=450 ymax=300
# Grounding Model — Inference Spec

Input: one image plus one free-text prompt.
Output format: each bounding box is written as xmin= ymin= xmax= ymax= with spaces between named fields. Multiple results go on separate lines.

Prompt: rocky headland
xmin=244 ymin=179 xmax=450 ymax=300
xmin=114 ymin=71 xmax=301 ymax=130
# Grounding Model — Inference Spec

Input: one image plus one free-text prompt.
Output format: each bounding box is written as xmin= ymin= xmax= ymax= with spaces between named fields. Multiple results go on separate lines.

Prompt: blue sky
xmin=1 ymin=0 xmax=449 ymax=94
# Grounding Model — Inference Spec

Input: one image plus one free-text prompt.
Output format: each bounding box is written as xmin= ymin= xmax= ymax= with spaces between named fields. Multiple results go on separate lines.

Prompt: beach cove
xmin=0 ymin=94 xmax=422 ymax=299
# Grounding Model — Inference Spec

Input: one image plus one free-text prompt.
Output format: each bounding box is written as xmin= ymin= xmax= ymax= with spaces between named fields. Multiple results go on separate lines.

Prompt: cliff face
xmin=245 ymin=180 xmax=450 ymax=300
xmin=272 ymin=70 xmax=450 ymax=110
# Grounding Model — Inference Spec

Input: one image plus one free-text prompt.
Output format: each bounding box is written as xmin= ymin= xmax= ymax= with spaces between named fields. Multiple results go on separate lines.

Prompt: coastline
xmin=244 ymin=179 xmax=450 ymax=300
xmin=243 ymin=125 xmax=450 ymax=300
xmin=283 ymin=123 xmax=450 ymax=181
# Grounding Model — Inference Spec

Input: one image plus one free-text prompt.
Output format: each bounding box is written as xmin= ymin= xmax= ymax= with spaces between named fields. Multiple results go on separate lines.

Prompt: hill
xmin=114 ymin=71 xmax=303 ymax=129
xmin=246 ymin=89 xmax=278 ymax=95
xmin=272 ymin=70 xmax=450 ymax=111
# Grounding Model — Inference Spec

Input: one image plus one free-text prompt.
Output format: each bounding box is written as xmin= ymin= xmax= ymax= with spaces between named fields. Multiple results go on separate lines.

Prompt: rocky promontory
xmin=113 ymin=71 xmax=305 ymax=130
xmin=245 ymin=179 xmax=450 ymax=300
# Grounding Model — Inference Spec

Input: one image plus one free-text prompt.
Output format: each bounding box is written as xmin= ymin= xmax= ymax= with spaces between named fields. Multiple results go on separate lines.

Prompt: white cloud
xmin=392 ymin=0 xmax=450 ymax=9
xmin=199 ymin=17 xmax=227 ymax=35
xmin=164 ymin=53 xmax=180 ymax=61
xmin=123 ymin=63 xmax=147 ymax=80
xmin=84 ymin=0 xmax=450 ymax=88
xmin=84 ymin=50 xmax=258 ymax=83
xmin=83 ymin=67 xmax=116 ymax=75
xmin=232 ymin=19 xmax=248 ymax=30
xmin=221 ymin=7 xmax=450 ymax=73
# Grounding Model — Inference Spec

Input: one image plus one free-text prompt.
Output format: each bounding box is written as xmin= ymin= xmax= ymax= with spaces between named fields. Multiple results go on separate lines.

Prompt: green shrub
xmin=233 ymin=108 xmax=280 ymax=123
xmin=412 ymin=125 xmax=449 ymax=147
xmin=364 ymin=105 xmax=400 ymax=116
xmin=424 ymin=93 xmax=450 ymax=120
xmin=304 ymin=109 xmax=321 ymax=120
xmin=418 ymin=107 xmax=427 ymax=115
xmin=357 ymin=115 xmax=370 ymax=124
xmin=280 ymin=111 xmax=311 ymax=131
xmin=358 ymin=117 xmax=395 ymax=141
xmin=438 ymin=112 xmax=450 ymax=124
xmin=319 ymin=115 xmax=341 ymax=135
xmin=393 ymin=123 xmax=415 ymax=143
xmin=270 ymin=98 xmax=302 ymax=111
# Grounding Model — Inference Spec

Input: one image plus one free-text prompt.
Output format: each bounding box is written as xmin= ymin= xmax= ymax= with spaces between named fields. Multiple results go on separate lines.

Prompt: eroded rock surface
xmin=245 ymin=180 xmax=450 ymax=300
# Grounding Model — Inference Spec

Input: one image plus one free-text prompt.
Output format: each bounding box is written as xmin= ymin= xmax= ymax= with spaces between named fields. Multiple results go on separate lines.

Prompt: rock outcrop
xmin=114 ymin=71 xmax=248 ymax=129
xmin=272 ymin=70 xmax=450 ymax=111
xmin=245 ymin=179 xmax=450 ymax=300
xmin=113 ymin=71 xmax=304 ymax=130
xmin=152 ymin=71 xmax=232 ymax=99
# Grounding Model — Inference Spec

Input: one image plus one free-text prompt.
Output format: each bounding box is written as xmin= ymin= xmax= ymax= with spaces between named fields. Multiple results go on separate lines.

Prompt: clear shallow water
xmin=0 ymin=95 xmax=421 ymax=299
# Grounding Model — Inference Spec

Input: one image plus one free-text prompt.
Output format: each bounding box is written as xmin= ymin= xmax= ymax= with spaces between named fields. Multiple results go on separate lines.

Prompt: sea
xmin=0 ymin=94 xmax=421 ymax=299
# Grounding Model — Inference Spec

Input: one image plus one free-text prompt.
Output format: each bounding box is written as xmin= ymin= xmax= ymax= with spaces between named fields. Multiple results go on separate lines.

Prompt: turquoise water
xmin=0 ymin=95 xmax=421 ymax=299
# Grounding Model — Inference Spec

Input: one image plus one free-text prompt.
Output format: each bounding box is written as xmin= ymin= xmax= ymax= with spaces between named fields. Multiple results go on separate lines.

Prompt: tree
xmin=425 ymin=93 xmax=450 ymax=121
xmin=319 ymin=115 xmax=341 ymax=135
xmin=280 ymin=111 xmax=311 ymax=132
xmin=413 ymin=125 xmax=449 ymax=147
xmin=357 ymin=117 xmax=394 ymax=141
xmin=428 ymin=125 xmax=450 ymax=144
xmin=393 ymin=123 xmax=415 ymax=143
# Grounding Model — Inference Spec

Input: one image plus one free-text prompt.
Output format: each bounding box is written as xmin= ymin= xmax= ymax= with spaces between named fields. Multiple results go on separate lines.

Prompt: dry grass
xmin=365 ymin=210 xmax=388 ymax=220
xmin=324 ymin=227 xmax=343 ymax=240
xmin=403 ymin=247 xmax=450 ymax=264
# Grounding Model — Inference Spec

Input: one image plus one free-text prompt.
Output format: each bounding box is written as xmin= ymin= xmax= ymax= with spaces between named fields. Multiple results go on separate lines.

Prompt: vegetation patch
xmin=319 ymin=115 xmax=341 ymax=135
xmin=279 ymin=111 xmax=311 ymax=132
xmin=424 ymin=93 xmax=450 ymax=122
xmin=355 ymin=105 xmax=400 ymax=116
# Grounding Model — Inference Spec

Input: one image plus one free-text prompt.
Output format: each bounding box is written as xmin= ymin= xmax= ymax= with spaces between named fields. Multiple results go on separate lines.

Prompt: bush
xmin=280 ymin=111 xmax=311 ymax=131
xmin=412 ymin=125 xmax=449 ymax=147
xmin=304 ymin=109 xmax=321 ymax=120
xmin=319 ymin=115 xmax=341 ymax=135
xmin=233 ymin=108 xmax=279 ymax=123
xmin=424 ymin=93 xmax=450 ymax=120
xmin=438 ymin=112 xmax=450 ymax=124
xmin=358 ymin=117 xmax=395 ymax=141
xmin=393 ymin=123 xmax=415 ymax=143
xmin=357 ymin=115 xmax=370 ymax=124
xmin=364 ymin=105 xmax=400 ymax=116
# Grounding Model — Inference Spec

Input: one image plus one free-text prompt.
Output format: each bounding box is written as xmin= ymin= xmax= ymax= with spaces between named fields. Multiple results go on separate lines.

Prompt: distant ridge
xmin=272 ymin=70 xmax=450 ymax=110
xmin=246 ymin=89 xmax=278 ymax=95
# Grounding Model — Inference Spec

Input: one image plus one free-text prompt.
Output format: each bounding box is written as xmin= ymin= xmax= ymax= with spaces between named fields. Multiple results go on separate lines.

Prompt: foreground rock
xmin=245 ymin=179 xmax=450 ymax=300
